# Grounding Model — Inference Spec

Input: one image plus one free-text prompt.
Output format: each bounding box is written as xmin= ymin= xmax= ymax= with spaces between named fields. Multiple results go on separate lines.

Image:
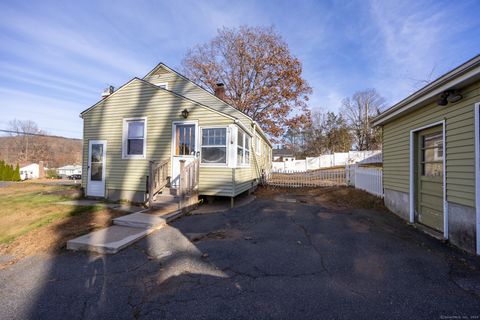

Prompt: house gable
xmin=143 ymin=63 xmax=272 ymax=147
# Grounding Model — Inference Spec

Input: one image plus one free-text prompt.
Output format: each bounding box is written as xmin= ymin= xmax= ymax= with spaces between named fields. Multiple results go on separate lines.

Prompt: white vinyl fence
xmin=273 ymin=150 xmax=382 ymax=172
xmin=351 ymin=167 xmax=383 ymax=198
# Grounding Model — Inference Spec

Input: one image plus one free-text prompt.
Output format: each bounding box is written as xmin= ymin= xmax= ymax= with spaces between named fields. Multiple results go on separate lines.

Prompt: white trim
xmin=474 ymin=102 xmax=480 ymax=255
xmin=199 ymin=126 xmax=229 ymax=167
xmin=87 ymin=140 xmax=107 ymax=198
xmin=122 ymin=117 xmax=147 ymax=159
xmin=409 ymin=120 xmax=447 ymax=238
xmin=155 ymin=82 xmax=168 ymax=90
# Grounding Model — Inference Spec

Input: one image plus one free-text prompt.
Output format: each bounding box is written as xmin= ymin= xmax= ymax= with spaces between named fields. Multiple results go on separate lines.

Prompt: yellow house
xmin=374 ymin=55 xmax=480 ymax=254
xmin=80 ymin=63 xmax=272 ymax=205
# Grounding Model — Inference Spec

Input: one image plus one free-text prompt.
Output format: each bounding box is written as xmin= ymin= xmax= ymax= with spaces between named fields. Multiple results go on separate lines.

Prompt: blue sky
xmin=0 ymin=0 xmax=479 ymax=138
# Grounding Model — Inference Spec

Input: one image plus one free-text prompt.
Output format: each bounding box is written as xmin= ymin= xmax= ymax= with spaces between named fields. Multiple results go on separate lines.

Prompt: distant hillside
xmin=0 ymin=135 xmax=82 ymax=168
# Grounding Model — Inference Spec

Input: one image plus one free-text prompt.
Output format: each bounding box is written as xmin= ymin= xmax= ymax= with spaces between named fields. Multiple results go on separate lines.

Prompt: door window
xmin=421 ymin=133 xmax=443 ymax=177
xmin=90 ymin=144 xmax=103 ymax=181
xmin=176 ymin=124 xmax=196 ymax=156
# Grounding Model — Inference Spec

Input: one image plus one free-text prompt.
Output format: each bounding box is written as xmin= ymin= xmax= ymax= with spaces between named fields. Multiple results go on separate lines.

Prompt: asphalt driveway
xmin=1 ymin=195 xmax=480 ymax=319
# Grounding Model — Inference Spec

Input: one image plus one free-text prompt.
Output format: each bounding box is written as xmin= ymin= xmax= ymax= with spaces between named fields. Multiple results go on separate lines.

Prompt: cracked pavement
xmin=1 ymin=197 xmax=480 ymax=319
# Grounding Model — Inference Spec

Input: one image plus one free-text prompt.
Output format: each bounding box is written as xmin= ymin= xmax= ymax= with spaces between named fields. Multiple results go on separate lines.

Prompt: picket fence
xmin=265 ymin=168 xmax=346 ymax=188
xmin=266 ymin=165 xmax=384 ymax=198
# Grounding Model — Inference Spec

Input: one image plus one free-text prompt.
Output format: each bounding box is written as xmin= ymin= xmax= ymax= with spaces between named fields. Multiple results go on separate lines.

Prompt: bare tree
xmin=8 ymin=119 xmax=48 ymax=163
xmin=303 ymin=110 xmax=352 ymax=156
xmin=341 ymin=89 xmax=385 ymax=151
xmin=182 ymin=25 xmax=312 ymax=138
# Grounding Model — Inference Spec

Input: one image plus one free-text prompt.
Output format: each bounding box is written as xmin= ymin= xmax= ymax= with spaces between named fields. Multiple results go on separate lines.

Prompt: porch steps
xmin=113 ymin=212 xmax=168 ymax=229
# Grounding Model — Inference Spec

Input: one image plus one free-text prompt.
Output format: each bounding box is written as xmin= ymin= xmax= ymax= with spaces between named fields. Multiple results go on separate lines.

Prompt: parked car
xmin=68 ymin=174 xmax=82 ymax=180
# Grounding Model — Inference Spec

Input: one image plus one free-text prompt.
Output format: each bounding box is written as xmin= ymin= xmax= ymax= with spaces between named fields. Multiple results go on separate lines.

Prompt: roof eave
xmin=373 ymin=54 xmax=480 ymax=126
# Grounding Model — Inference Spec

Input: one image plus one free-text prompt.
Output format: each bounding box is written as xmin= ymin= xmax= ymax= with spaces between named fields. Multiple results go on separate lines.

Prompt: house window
xmin=237 ymin=129 xmax=251 ymax=166
xmin=156 ymin=82 xmax=168 ymax=90
xmin=255 ymin=136 xmax=261 ymax=154
xmin=123 ymin=118 xmax=146 ymax=158
xmin=201 ymin=128 xmax=227 ymax=164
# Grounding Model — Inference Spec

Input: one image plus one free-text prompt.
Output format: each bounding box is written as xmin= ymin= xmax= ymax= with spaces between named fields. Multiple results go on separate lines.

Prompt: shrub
xmin=46 ymin=169 xmax=59 ymax=179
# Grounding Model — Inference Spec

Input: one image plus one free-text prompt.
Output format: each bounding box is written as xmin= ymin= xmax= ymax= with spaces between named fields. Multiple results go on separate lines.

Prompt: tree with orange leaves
xmin=182 ymin=25 xmax=312 ymax=138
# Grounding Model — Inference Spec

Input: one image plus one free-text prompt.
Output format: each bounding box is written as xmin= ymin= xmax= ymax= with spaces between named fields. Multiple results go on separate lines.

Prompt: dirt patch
xmin=0 ymin=208 xmax=126 ymax=268
xmin=256 ymin=186 xmax=387 ymax=211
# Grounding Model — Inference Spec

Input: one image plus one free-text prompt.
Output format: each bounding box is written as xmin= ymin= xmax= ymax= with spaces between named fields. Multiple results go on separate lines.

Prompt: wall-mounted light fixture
xmin=437 ymin=90 xmax=463 ymax=106
xmin=181 ymin=108 xmax=189 ymax=118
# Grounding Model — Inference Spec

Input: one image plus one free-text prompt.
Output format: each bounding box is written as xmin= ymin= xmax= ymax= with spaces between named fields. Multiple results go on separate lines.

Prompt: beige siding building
xmin=374 ymin=55 xmax=480 ymax=254
xmin=80 ymin=63 xmax=272 ymax=204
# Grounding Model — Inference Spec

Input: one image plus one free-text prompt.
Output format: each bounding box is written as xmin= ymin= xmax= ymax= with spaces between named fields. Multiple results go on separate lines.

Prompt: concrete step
xmin=66 ymin=225 xmax=156 ymax=254
xmin=113 ymin=212 xmax=167 ymax=229
xmin=161 ymin=210 xmax=183 ymax=222
xmin=154 ymin=194 xmax=180 ymax=203
xmin=150 ymin=201 xmax=180 ymax=212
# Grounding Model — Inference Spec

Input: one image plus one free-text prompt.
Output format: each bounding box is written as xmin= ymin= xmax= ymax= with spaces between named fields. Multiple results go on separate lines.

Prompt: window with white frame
xmin=237 ymin=129 xmax=251 ymax=166
xmin=201 ymin=128 xmax=227 ymax=164
xmin=156 ymin=82 xmax=168 ymax=90
xmin=123 ymin=118 xmax=146 ymax=158
xmin=255 ymin=136 xmax=261 ymax=154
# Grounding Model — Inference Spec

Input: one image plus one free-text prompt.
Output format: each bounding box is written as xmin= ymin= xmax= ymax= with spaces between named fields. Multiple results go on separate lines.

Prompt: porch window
xmin=123 ymin=118 xmax=146 ymax=159
xmin=237 ymin=129 xmax=251 ymax=166
xmin=255 ymin=136 xmax=261 ymax=154
xmin=201 ymin=128 xmax=227 ymax=164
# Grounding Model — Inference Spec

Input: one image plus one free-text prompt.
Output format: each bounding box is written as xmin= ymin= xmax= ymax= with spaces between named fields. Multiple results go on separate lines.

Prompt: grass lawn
xmin=0 ymin=182 xmax=127 ymax=262
xmin=0 ymin=182 xmax=91 ymax=244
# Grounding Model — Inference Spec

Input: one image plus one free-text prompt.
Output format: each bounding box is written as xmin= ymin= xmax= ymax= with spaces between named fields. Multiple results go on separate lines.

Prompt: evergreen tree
xmin=7 ymin=164 xmax=13 ymax=181
xmin=0 ymin=160 xmax=4 ymax=181
xmin=14 ymin=164 xmax=21 ymax=181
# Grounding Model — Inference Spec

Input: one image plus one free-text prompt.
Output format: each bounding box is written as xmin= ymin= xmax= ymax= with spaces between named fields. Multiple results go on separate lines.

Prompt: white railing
xmin=179 ymin=158 xmax=199 ymax=197
xmin=353 ymin=167 xmax=383 ymax=198
xmin=266 ymin=168 xmax=346 ymax=187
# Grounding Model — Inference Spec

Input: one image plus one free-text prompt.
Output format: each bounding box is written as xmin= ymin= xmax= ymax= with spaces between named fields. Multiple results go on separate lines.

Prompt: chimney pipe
xmin=214 ymin=83 xmax=226 ymax=101
xmin=101 ymin=85 xmax=114 ymax=98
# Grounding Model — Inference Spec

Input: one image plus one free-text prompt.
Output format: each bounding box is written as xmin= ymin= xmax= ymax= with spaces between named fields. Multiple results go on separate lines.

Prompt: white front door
xmin=171 ymin=122 xmax=198 ymax=188
xmin=87 ymin=140 xmax=107 ymax=197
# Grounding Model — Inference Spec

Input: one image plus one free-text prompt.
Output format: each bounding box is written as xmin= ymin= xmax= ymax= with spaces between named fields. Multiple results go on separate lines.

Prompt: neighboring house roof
xmin=20 ymin=163 xmax=38 ymax=169
xmin=273 ymin=149 xmax=294 ymax=157
xmin=58 ymin=165 xmax=81 ymax=170
xmin=373 ymin=54 xmax=480 ymax=126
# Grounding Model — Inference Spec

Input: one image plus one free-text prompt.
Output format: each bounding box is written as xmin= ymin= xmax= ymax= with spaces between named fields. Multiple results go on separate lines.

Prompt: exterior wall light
xmin=181 ymin=109 xmax=189 ymax=118
xmin=437 ymin=90 xmax=463 ymax=106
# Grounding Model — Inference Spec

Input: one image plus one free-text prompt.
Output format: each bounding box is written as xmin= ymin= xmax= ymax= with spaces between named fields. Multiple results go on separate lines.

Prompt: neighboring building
xmin=57 ymin=165 xmax=82 ymax=177
xmin=20 ymin=161 xmax=45 ymax=180
xmin=373 ymin=55 xmax=480 ymax=255
xmin=273 ymin=148 xmax=295 ymax=162
xmin=80 ymin=62 xmax=272 ymax=203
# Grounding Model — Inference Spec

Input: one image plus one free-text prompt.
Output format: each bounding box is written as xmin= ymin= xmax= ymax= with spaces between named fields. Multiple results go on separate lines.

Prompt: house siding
xmin=82 ymin=79 xmax=235 ymax=199
xmin=383 ymin=80 xmax=480 ymax=208
xmin=144 ymin=67 xmax=254 ymax=131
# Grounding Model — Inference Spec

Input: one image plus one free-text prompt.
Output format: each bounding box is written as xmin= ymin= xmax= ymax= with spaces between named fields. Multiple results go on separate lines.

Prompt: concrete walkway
xmin=66 ymin=201 xmax=183 ymax=254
